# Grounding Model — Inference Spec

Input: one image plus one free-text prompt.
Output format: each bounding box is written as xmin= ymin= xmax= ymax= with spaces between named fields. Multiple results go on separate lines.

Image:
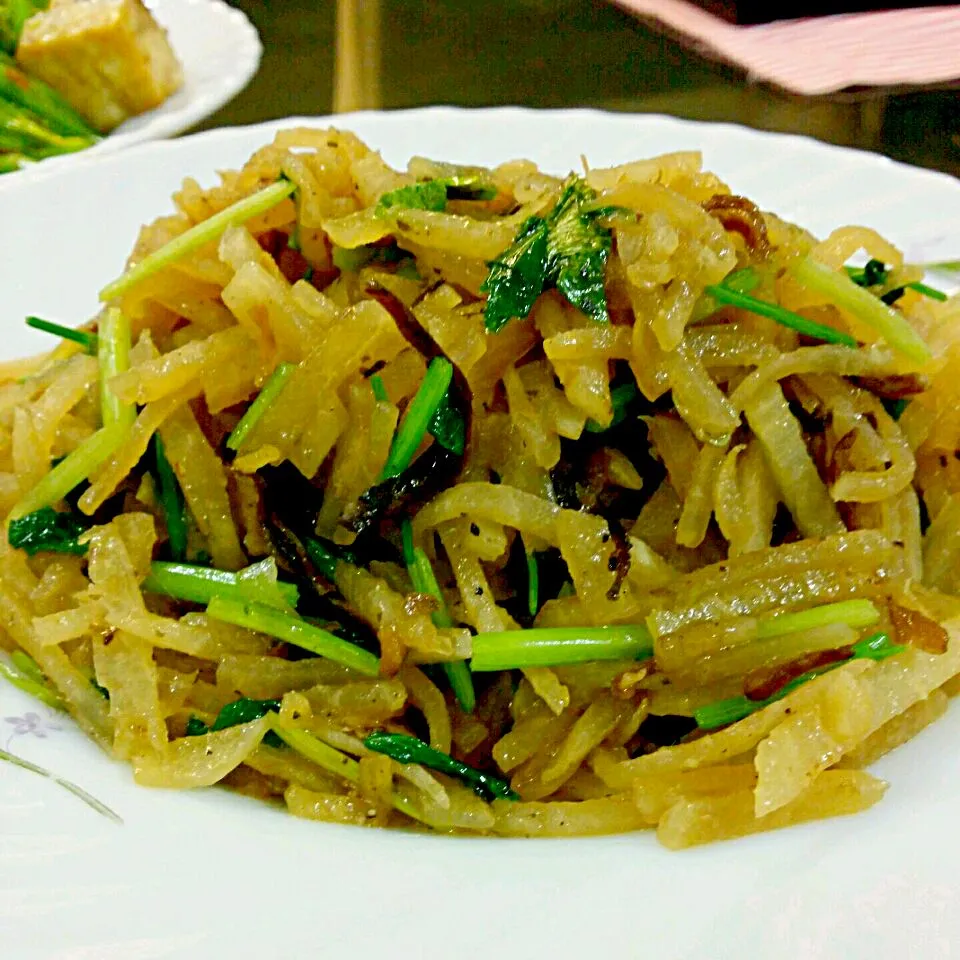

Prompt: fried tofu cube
xmin=16 ymin=0 xmax=183 ymax=133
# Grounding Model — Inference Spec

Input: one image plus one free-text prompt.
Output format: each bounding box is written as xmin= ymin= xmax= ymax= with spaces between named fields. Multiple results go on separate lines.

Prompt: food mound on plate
xmin=2 ymin=127 xmax=958 ymax=848
xmin=16 ymin=0 xmax=183 ymax=132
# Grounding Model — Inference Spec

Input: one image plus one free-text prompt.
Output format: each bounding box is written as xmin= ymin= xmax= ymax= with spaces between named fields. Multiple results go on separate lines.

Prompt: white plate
xmin=3 ymin=0 xmax=261 ymax=178
xmin=1 ymin=108 xmax=959 ymax=960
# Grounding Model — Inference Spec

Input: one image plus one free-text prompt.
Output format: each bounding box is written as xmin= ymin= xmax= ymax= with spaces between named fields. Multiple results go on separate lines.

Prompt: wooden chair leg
xmin=333 ymin=0 xmax=383 ymax=114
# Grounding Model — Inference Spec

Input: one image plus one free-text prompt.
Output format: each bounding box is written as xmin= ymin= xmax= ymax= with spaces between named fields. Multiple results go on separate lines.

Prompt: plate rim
xmin=5 ymin=104 xmax=959 ymax=196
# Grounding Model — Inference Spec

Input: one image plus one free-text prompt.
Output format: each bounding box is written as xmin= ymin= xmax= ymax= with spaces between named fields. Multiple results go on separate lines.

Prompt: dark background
xmin=200 ymin=1 xmax=959 ymax=176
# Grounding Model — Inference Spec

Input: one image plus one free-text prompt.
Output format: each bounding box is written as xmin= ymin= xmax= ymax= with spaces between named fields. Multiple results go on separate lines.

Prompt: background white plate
xmin=1 ymin=108 xmax=959 ymax=960
xmin=3 ymin=0 xmax=261 ymax=178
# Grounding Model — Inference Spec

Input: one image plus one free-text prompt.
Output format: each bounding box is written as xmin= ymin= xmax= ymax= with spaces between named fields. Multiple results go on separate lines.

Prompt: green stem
xmin=226 ymin=362 xmax=296 ymax=451
xmin=704 ymin=282 xmax=857 ymax=347
xmin=755 ymin=599 xmax=879 ymax=640
xmin=470 ymin=624 xmax=653 ymax=672
xmin=402 ymin=518 xmax=475 ymax=712
xmin=694 ymin=630 xmax=905 ymax=730
xmin=100 ymin=179 xmax=297 ymax=302
xmin=153 ymin=435 xmax=187 ymax=562
xmin=206 ymin=596 xmax=380 ymax=676
xmin=525 ymin=540 xmax=539 ymax=616
xmin=8 ymin=423 xmax=127 ymax=520
xmin=380 ymin=356 xmax=453 ymax=480
xmin=0 ymin=661 xmax=64 ymax=710
xmin=26 ymin=316 xmax=98 ymax=353
xmin=142 ymin=561 xmax=298 ymax=607
xmin=98 ymin=307 xmax=134 ymax=429
xmin=270 ymin=720 xmax=424 ymax=821
xmin=791 ymin=258 xmax=932 ymax=364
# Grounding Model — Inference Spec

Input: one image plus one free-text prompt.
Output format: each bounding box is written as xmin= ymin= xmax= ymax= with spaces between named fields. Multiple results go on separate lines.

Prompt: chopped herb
xmin=206 ymin=596 xmax=380 ymax=676
xmin=545 ymin=177 xmax=612 ymax=325
xmin=525 ymin=540 xmax=539 ymax=617
xmin=704 ymin=283 xmax=857 ymax=347
xmin=185 ymin=697 xmax=281 ymax=737
xmin=481 ymin=175 xmax=613 ymax=333
xmin=443 ymin=173 xmax=497 ymax=201
xmin=380 ymin=356 xmax=454 ymax=480
xmin=883 ymin=398 xmax=909 ymax=421
xmin=152 ymin=435 xmax=187 ymax=562
xmin=401 ymin=518 xmax=475 ymax=712
xmin=301 ymin=535 xmax=358 ymax=581
xmin=25 ymin=316 xmax=97 ymax=353
xmin=369 ymin=373 xmax=389 ymax=403
xmin=395 ymin=258 xmax=421 ymax=280
xmin=792 ymin=258 xmax=931 ymax=364
xmin=364 ymin=731 xmax=517 ymax=801
xmin=755 ymin=599 xmax=880 ymax=640
xmin=470 ymin=624 xmax=653 ymax=672
xmin=850 ymin=631 xmax=907 ymax=661
xmin=694 ymin=630 xmax=905 ymax=730
xmin=10 ymin=650 xmax=45 ymax=684
xmin=8 ymin=505 xmax=89 ymax=556
xmin=721 ymin=267 xmax=762 ymax=295
xmin=0 ymin=660 xmax=64 ymax=710
xmin=428 ymin=387 xmax=466 ymax=455
xmin=846 ymin=259 xmax=947 ymax=302
xmin=332 ymin=245 xmax=375 ymax=272
xmin=90 ymin=677 xmax=110 ymax=700
xmin=271 ymin=722 xmax=425 ymax=820
xmin=7 ymin=422 xmax=127 ymax=521
xmin=481 ymin=215 xmax=550 ymax=334
xmin=585 ymin=382 xmax=638 ymax=433
xmin=377 ymin=180 xmax=448 ymax=214
xmin=226 ymin=362 xmax=295 ymax=451
xmin=142 ymin=558 xmax=299 ymax=609
xmin=100 ymin=179 xmax=297 ymax=301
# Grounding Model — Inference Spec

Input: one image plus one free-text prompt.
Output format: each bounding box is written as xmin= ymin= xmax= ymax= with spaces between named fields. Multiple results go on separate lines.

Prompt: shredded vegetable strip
xmin=791 ymin=258 xmax=932 ymax=364
xmin=471 ymin=625 xmax=653 ymax=671
xmin=100 ymin=179 xmax=297 ymax=301
xmin=380 ymin=356 xmax=453 ymax=480
xmin=226 ymin=362 xmax=296 ymax=451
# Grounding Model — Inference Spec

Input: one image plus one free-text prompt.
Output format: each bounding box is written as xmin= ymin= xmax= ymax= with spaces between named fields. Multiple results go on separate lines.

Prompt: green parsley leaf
xmin=377 ymin=180 xmax=448 ymax=214
xmin=428 ymin=388 xmax=466 ymax=455
xmin=8 ymin=506 xmax=89 ymax=556
xmin=546 ymin=177 xmax=612 ymax=325
xmin=480 ymin=215 xmax=550 ymax=333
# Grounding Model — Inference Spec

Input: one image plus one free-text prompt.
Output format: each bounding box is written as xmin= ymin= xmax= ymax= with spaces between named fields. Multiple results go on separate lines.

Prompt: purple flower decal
xmin=4 ymin=710 xmax=61 ymax=745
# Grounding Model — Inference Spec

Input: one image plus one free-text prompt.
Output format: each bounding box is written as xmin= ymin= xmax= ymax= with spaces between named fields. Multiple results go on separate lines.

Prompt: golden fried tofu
xmin=16 ymin=0 xmax=183 ymax=133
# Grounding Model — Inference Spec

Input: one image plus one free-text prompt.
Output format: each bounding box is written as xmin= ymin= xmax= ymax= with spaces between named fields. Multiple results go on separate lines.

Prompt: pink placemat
xmin=615 ymin=1 xmax=960 ymax=94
